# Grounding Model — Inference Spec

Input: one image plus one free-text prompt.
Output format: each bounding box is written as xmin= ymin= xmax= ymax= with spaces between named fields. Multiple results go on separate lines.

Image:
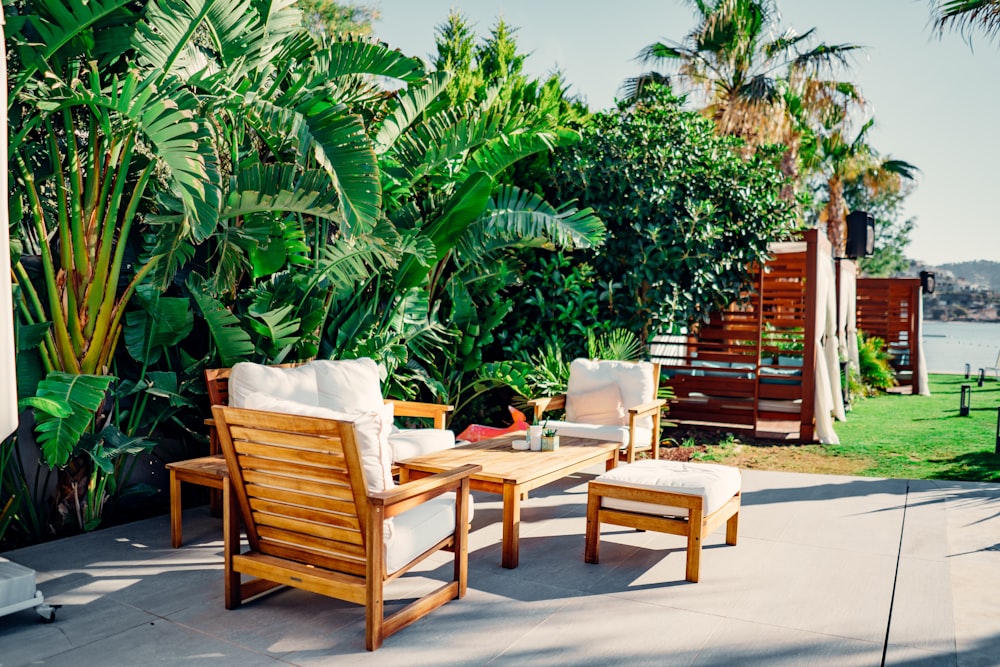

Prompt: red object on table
xmin=456 ymin=406 xmax=529 ymax=442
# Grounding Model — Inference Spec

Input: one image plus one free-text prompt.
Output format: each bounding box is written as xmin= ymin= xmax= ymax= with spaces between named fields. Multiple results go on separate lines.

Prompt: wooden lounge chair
xmin=528 ymin=359 xmax=664 ymax=463
xmin=213 ymin=405 xmax=480 ymax=650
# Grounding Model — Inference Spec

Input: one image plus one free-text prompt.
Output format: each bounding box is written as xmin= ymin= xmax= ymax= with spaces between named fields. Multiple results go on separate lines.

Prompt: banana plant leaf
xmin=32 ymin=372 xmax=115 ymax=468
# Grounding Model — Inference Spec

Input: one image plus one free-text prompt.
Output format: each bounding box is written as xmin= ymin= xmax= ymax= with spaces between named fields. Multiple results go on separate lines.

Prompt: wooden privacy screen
xmin=855 ymin=278 xmax=922 ymax=393
xmin=652 ymin=229 xmax=825 ymax=442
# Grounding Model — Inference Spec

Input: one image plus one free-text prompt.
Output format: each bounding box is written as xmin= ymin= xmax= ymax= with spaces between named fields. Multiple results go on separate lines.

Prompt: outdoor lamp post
xmin=920 ymin=270 xmax=936 ymax=295
xmin=979 ymin=368 xmax=986 ymax=387
xmin=965 ymin=363 xmax=970 ymax=380
xmin=960 ymin=384 xmax=971 ymax=417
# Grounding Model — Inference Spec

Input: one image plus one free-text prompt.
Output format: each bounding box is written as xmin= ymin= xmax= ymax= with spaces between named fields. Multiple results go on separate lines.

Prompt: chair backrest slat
xmin=247 ymin=485 xmax=357 ymax=516
xmin=214 ymin=406 xmax=371 ymax=578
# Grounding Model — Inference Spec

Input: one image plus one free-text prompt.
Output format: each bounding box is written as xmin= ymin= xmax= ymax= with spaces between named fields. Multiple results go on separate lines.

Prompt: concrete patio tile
xmin=0 ymin=595 xmax=157 ymax=665
xmin=16 ymin=614 xmax=287 ymax=666
xmin=693 ymin=540 xmax=895 ymax=644
xmin=887 ymin=555 xmax=955 ymax=653
xmin=280 ymin=572 xmax=583 ymax=665
xmin=902 ymin=479 xmax=953 ymax=559
xmin=883 ymin=643 xmax=958 ymax=667
xmin=491 ymin=593 xmax=723 ymax=666
xmin=695 ymin=616 xmax=883 ymax=667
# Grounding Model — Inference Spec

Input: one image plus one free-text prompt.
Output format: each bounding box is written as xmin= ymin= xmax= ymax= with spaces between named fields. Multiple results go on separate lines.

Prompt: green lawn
xmin=677 ymin=374 xmax=1000 ymax=482
xmin=830 ymin=374 xmax=1000 ymax=482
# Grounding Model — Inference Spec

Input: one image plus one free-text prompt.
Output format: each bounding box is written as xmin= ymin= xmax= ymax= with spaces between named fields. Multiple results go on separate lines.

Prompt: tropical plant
xmin=5 ymin=0 xmax=417 ymax=538
xmin=336 ymin=11 xmax=605 ymax=416
xmin=537 ymin=85 xmax=797 ymax=342
xmin=932 ymin=0 xmax=1000 ymax=44
xmin=857 ymin=332 xmax=897 ymax=393
xmin=627 ymin=0 xmax=860 ymax=154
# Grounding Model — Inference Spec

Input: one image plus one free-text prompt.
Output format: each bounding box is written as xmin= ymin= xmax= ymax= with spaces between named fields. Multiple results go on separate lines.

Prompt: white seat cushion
xmin=389 ymin=428 xmax=456 ymax=461
xmin=540 ymin=421 xmax=654 ymax=451
xmin=386 ymin=492 xmax=474 ymax=574
xmin=241 ymin=393 xmax=395 ymax=494
xmin=0 ymin=557 xmax=36 ymax=608
xmin=597 ymin=460 xmax=741 ymax=516
xmin=228 ymin=362 xmax=319 ymax=408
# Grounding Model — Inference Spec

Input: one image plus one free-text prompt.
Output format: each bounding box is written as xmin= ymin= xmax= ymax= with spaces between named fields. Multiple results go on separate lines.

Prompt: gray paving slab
xmin=1 ymin=469 xmax=997 ymax=667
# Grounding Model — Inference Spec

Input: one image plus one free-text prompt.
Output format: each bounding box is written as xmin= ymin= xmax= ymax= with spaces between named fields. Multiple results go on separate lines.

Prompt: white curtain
xmin=1 ymin=16 xmax=17 ymax=441
xmin=814 ymin=254 xmax=844 ymax=445
xmin=917 ymin=295 xmax=930 ymax=396
xmin=837 ymin=262 xmax=859 ymax=377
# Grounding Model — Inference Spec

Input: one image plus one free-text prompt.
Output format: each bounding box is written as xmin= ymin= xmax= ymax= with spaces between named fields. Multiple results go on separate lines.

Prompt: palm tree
xmin=932 ymin=0 xmax=1000 ymax=44
xmin=803 ymin=120 xmax=918 ymax=255
xmin=628 ymin=0 xmax=860 ymax=152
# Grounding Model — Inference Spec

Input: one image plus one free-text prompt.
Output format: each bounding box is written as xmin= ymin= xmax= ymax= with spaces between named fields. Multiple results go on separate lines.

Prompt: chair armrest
xmin=628 ymin=398 xmax=666 ymax=417
xmin=526 ymin=394 xmax=566 ymax=422
xmin=385 ymin=399 xmax=454 ymax=429
xmin=371 ymin=464 xmax=482 ymax=518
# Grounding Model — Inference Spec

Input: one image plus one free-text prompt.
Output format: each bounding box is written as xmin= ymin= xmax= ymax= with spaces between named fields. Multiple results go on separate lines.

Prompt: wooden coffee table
xmin=397 ymin=433 xmax=620 ymax=568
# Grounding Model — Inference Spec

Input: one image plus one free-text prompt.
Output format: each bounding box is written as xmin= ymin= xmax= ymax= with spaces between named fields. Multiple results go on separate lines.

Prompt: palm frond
xmin=473 ymin=185 xmax=606 ymax=251
xmin=617 ymin=72 xmax=673 ymax=106
xmin=7 ymin=0 xmax=135 ymax=98
xmin=222 ymin=164 xmax=343 ymax=221
xmin=313 ymin=35 xmax=428 ymax=83
xmin=373 ymin=71 xmax=452 ymax=154
xmin=189 ymin=283 xmax=255 ymax=366
xmin=301 ymin=106 xmax=380 ymax=235
xmin=133 ymin=0 xmax=262 ymax=76
xmin=933 ymin=0 xmax=1000 ymax=44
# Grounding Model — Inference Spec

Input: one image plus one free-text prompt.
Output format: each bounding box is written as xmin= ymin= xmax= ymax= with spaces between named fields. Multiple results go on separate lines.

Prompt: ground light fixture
xmin=996 ymin=407 xmax=1000 ymax=455
xmin=979 ymin=369 xmax=986 ymax=387
xmin=965 ymin=363 xmax=971 ymax=379
xmin=960 ymin=384 xmax=971 ymax=417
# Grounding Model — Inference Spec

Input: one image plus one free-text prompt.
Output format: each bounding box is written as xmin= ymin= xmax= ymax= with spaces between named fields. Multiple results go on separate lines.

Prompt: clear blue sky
xmin=374 ymin=0 xmax=1000 ymax=267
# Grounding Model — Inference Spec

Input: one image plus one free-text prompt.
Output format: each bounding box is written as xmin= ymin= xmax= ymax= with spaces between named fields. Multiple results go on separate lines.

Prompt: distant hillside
xmin=938 ymin=260 xmax=1000 ymax=291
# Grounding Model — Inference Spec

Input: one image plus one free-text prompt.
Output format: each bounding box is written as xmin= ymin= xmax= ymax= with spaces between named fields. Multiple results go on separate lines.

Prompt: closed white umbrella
xmin=1 ymin=14 xmax=17 ymax=441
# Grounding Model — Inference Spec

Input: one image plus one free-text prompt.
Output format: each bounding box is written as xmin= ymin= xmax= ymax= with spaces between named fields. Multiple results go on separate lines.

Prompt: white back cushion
xmin=311 ymin=358 xmax=385 ymax=412
xmin=228 ymin=362 xmax=319 ymax=408
xmin=565 ymin=381 xmax=626 ymax=425
xmin=241 ymin=393 xmax=395 ymax=493
xmin=566 ymin=359 xmax=656 ymax=430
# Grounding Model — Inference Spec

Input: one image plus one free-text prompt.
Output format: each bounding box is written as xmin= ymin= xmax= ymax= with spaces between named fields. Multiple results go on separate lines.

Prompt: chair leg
xmin=584 ymin=486 xmax=601 ymax=564
xmin=365 ymin=505 xmax=386 ymax=651
xmin=685 ymin=504 xmax=705 ymax=583
xmin=455 ymin=477 xmax=470 ymax=598
xmin=223 ymin=478 xmax=241 ymax=609
xmin=726 ymin=511 xmax=739 ymax=546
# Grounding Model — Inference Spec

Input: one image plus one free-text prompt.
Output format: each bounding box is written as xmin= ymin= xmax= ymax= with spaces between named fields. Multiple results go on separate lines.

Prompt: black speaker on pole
xmin=845 ymin=211 xmax=875 ymax=258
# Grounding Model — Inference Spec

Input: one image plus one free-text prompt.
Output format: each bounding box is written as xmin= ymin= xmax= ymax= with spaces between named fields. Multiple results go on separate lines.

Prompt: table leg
xmin=170 ymin=468 xmax=182 ymax=548
xmin=501 ymin=481 xmax=521 ymax=569
xmin=605 ymin=453 xmax=617 ymax=471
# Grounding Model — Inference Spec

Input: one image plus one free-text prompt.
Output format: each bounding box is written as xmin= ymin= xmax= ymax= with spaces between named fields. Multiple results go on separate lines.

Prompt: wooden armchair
xmin=213 ymin=406 xmax=480 ymax=651
xmin=527 ymin=359 xmax=664 ymax=463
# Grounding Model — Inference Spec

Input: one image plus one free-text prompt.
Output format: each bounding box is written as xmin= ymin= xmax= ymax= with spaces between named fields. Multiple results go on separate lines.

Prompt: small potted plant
xmin=540 ymin=423 xmax=559 ymax=451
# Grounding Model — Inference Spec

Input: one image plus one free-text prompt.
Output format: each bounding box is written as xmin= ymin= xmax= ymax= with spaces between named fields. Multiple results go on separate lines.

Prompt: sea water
xmin=922 ymin=321 xmax=1000 ymax=374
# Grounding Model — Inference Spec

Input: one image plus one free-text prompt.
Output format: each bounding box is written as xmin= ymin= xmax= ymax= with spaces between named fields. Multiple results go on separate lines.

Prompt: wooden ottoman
xmin=585 ymin=459 xmax=741 ymax=582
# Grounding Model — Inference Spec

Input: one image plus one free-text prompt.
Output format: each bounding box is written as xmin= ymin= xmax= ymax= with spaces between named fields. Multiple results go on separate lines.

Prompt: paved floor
xmin=1 ymin=468 xmax=998 ymax=666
